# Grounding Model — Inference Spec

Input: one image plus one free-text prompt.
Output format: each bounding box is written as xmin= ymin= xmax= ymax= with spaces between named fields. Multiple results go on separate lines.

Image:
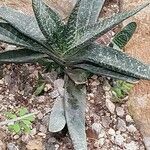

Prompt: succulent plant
xmin=0 ymin=0 xmax=149 ymax=149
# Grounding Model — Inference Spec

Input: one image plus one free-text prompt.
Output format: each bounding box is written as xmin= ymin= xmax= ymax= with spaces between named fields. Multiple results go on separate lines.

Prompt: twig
xmin=0 ymin=111 xmax=39 ymax=126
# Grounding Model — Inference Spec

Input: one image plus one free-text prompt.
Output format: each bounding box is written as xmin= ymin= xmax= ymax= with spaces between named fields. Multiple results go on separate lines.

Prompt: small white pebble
xmin=126 ymin=115 xmax=134 ymax=123
xmin=108 ymin=128 xmax=116 ymax=136
xmin=127 ymin=125 xmax=137 ymax=133
xmin=116 ymin=107 xmax=125 ymax=117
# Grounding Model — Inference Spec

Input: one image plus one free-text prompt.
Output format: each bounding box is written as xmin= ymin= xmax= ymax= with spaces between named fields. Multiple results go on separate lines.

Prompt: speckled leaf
xmin=64 ymin=75 xmax=87 ymax=150
xmin=69 ymin=43 xmax=150 ymax=80
xmin=49 ymin=96 xmax=66 ymax=132
xmin=66 ymin=3 xmax=149 ymax=55
xmin=0 ymin=49 xmax=47 ymax=63
xmin=0 ymin=23 xmax=58 ymax=58
xmin=77 ymin=0 xmax=105 ymax=27
xmin=74 ymin=64 xmax=139 ymax=83
xmin=65 ymin=0 xmax=82 ymax=49
xmin=0 ymin=6 xmax=46 ymax=42
xmin=32 ymin=0 xmax=63 ymax=43
xmin=111 ymin=22 xmax=137 ymax=49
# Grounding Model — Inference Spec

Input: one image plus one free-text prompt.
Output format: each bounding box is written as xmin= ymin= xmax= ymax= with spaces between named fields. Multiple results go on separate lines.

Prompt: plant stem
xmin=0 ymin=111 xmax=39 ymax=126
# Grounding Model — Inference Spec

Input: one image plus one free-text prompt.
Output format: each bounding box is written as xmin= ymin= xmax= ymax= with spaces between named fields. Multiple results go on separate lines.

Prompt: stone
xmin=116 ymin=107 xmax=125 ymax=117
xmin=26 ymin=137 xmax=44 ymax=150
xmin=98 ymin=138 xmax=105 ymax=146
xmin=7 ymin=143 xmax=19 ymax=150
xmin=13 ymin=135 xmax=19 ymax=140
xmin=92 ymin=123 xmax=103 ymax=136
xmin=105 ymin=99 xmax=115 ymax=114
xmin=126 ymin=115 xmax=134 ymax=123
xmin=39 ymin=125 xmax=47 ymax=134
xmin=123 ymin=0 xmax=150 ymax=149
xmin=114 ymin=134 xmax=125 ymax=146
xmin=37 ymin=96 xmax=46 ymax=103
xmin=108 ymin=128 xmax=116 ymax=136
xmin=117 ymin=118 xmax=126 ymax=132
xmin=0 ymin=140 xmax=6 ymax=150
xmin=127 ymin=125 xmax=137 ymax=133
xmin=44 ymin=84 xmax=52 ymax=92
xmin=124 ymin=141 xmax=138 ymax=150
xmin=21 ymin=134 xmax=31 ymax=143
xmin=143 ymin=137 xmax=150 ymax=150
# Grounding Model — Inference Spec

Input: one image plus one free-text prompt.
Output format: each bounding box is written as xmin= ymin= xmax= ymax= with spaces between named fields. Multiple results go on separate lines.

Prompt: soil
xmin=0 ymin=0 xmax=146 ymax=150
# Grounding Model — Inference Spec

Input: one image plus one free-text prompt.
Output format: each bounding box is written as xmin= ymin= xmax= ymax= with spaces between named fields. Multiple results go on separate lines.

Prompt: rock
xmin=42 ymin=115 xmax=50 ymax=127
xmin=44 ymin=84 xmax=52 ymax=92
xmin=92 ymin=123 xmax=103 ymax=136
xmin=0 ymin=140 xmax=6 ymax=150
xmin=127 ymin=125 xmax=137 ymax=133
xmin=143 ymin=137 xmax=150 ymax=150
xmin=98 ymin=138 xmax=105 ymax=146
xmin=114 ymin=134 xmax=125 ymax=146
xmin=21 ymin=134 xmax=31 ymax=143
xmin=13 ymin=135 xmax=19 ymax=140
xmin=123 ymin=0 xmax=150 ymax=148
xmin=39 ymin=125 xmax=47 ymax=134
xmin=37 ymin=96 xmax=46 ymax=103
xmin=101 ymin=116 xmax=112 ymax=128
xmin=37 ymin=112 xmax=44 ymax=120
xmin=126 ymin=115 xmax=133 ymax=123
xmin=0 ymin=79 xmax=4 ymax=85
xmin=26 ymin=137 xmax=44 ymax=150
xmin=117 ymin=118 xmax=126 ymax=132
xmin=124 ymin=141 xmax=138 ymax=150
xmin=7 ymin=143 xmax=19 ymax=150
xmin=105 ymin=99 xmax=115 ymax=114
xmin=116 ymin=107 xmax=125 ymax=117
xmin=108 ymin=128 xmax=116 ymax=136
xmin=30 ymin=128 xmax=37 ymax=136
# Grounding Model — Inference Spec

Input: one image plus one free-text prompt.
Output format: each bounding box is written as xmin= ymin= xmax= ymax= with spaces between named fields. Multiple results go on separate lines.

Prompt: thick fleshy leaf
xmin=0 ymin=6 xmax=45 ymax=42
xmin=66 ymin=69 xmax=87 ymax=85
xmin=64 ymin=0 xmax=82 ymax=49
xmin=49 ymin=96 xmax=66 ymax=132
xmin=64 ymin=75 xmax=87 ymax=150
xmin=74 ymin=64 xmax=139 ymax=83
xmin=69 ymin=43 xmax=150 ymax=80
xmin=0 ymin=49 xmax=47 ymax=63
xmin=32 ymin=0 xmax=63 ymax=42
xmin=0 ymin=23 xmax=60 ymax=61
xmin=77 ymin=0 xmax=105 ymax=27
xmin=65 ymin=3 xmax=149 ymax=55
xmin=111 ymin=22 xmax=137 ymax=49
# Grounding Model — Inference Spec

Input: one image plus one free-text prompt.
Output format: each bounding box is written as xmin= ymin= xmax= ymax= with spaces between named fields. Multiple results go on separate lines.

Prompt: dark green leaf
xmin=70 ymin=43 xmax=150 ymax=80
xmin=74 ymin=64 xmax=139 ymax=83
xmin=32 ymin=0 xmax=63 ymax=42
xmin=65 ymin=0 xmax=82 ymax=49
xmin=111 ymin=22 xmax=137 ymax=49
xmin=0 ymin=22 xmax=63 ymax=64
xmin=64 ymin=75 xmax=87 ymax=150
xmin=49 ymin=96 xmax=66 ymax=132
xmin=65 ymin=3 xmax=149 ymax=55
xmin=0 ymin=6 xmax=46 ymax=42
xmin=77 ymin=0 xmax=105 ymax=27
xmin=34 ymin=82 xmax=45 ymax=96
xmin=0 ymin=48 xmax=47 ymax=63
